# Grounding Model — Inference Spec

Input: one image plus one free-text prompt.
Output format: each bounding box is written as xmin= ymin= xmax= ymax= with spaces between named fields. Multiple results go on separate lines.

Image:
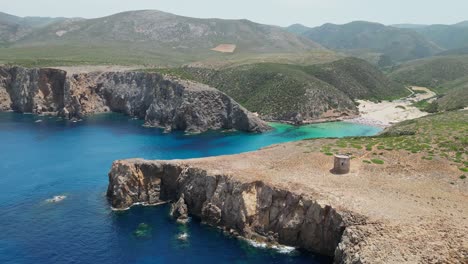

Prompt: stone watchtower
xmin=332 ymin=155 xmax=350 ymax=174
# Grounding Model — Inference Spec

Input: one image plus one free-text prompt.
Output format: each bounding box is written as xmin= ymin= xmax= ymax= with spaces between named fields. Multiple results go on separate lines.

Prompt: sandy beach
xmin=347 ymin=86 xmax=437 ymax=127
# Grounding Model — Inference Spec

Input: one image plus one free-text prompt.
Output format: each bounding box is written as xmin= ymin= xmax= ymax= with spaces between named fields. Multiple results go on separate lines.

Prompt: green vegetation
xmin=461 ymin=175 xmax=467 ymax=180
xmin=389 ymin=55 xmax=468 ymax=111
xmin=371 ymin=159 xmax=385 ymax=165
xmin=389 ymin=55 xmax=468 ymax=89
xmin=0 ymin=45 xmax=338 ymax=68
xmin=302 ymin=58 xmax=410 ymax=100
xmin=414 ymin=24 xmax=468 ymax=50
xmin=412 ymin=89 xmax=427 ymax=94
xmin=0 ymin=10 xmax=331 ymax=67
xmin=412 ymin=100 xmax=439 ymax=113
xmin=146 ymin=58 xmax=408 ymax=121
xmin=286 ymin=24 xmax=311 ymax=35
xmin=295 ymin=21 xmax=442 ymax=63
xmin=317 ymin=111 xmax=467 ymax=167
xmin=436 ymin=77 xmax=468 ymax=111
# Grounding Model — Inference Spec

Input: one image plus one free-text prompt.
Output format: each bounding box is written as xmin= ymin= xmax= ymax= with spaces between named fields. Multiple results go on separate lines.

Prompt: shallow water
xmin=0 ymin=113 xmax=381 ymax=264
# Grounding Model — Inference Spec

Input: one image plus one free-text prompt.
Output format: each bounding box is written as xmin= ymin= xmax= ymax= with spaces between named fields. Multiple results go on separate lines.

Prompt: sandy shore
xmin=346 ymin=86 xmax=437 ymax=127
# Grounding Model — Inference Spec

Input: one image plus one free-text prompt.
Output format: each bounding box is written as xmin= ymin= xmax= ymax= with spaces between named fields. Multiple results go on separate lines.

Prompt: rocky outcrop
xmin=106 ymin=132 xmax=468 ymax=263
xmin=170 ymin=194 xmax=189 ymax=224
xmin=107 ymin=159 xmax=349 ymax=258
xmin=0 ymin=66 xmax=67 ymax=114
xmin=0 ymin=66 xmax=270 ymax=133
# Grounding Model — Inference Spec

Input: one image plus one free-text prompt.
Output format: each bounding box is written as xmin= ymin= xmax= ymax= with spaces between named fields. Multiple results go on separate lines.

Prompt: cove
xmin=0 ymin=112 xmax=381 ymax=264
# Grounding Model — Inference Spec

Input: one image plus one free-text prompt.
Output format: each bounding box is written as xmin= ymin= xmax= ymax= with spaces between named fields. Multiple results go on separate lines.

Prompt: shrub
xmin=424 ymin=102 xmax=439 ymax=113
xmin=371 ymin=159 xmax=385 ymax=165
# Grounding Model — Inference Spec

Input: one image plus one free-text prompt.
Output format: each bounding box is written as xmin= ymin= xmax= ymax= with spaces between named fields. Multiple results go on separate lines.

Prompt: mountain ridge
xmin=290 ymin=21 xmax=442 ymax=64
xmin=0 ymin=10 xmax=329 ymax=67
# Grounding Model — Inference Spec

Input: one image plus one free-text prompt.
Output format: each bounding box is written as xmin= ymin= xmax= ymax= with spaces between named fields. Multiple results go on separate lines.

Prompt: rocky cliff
xmin=106 ymin=131 xmax=468 ymax=263
xmin=0 ymin=66 xmax=270 ymax=133
xmin=107 ymin=159 xmax=357 ymax=259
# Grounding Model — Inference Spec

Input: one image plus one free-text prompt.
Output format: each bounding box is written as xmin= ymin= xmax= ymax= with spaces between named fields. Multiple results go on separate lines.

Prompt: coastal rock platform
xmin=107 ymin=139 xmax=468 ymax=263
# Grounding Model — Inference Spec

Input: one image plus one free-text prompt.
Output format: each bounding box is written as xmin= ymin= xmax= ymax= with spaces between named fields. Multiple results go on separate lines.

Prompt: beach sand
xmin=347 ymin=86 xmax=437 ymax=127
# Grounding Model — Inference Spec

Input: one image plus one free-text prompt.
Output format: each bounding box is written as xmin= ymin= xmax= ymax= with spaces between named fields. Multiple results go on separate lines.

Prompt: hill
xmin=0 ymin=12 xmax=68 ymax=44
xmin=389 ymin=55 xmax=468 ymax=88
xmin=389 ymin=55 xmax=468 ymax=111
xmin=0 ymin=12 xmax=31 ymax=44
xmin=391 ymin=24 xmax=428 ymax=29
xmin=414 ymin=24 xmax=468 ymax=50
xmin=148 ymin=57 xmax=408 ymax=123
xmin=286 ymin=24 xmax=312 ymax=35
xmin=296 ymin=21 xmax=442 ymax=64
xmin=437 ymin=46 xmax=468 ymax=56
xmin=434 ymin=76 xmax=468 ymax=111
xmin=454 ymin=20 xmax=468 ymax=27
xmin=0 ymin=10 xmax=328 ymax=67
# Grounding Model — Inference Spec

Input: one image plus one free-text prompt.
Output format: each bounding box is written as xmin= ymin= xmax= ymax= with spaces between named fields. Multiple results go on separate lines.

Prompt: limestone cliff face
xmin=0 ymin=66 xmax=67 ymax=114
xmin=107 ymin=159 xmax=347 ymax=258
xmin=0 ymin=66 xmax=270 ymax=133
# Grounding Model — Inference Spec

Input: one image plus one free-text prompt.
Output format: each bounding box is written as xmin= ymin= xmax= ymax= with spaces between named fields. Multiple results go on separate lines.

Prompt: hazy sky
xmin=1 ymin=0 xmax=467 ymax=27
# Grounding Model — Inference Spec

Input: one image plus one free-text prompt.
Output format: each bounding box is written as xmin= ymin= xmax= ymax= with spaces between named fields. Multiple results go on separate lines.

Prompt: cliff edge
xmin=0 ymin=66 xmax=270 ymax=133
xmin=107 ymin=138 xmax=468 ymax=263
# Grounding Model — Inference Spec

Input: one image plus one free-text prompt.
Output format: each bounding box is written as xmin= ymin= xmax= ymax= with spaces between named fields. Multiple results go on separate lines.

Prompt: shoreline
xmin=106 ymin=126 xmax=468 ymax=263
xmin=345 ymin=86 xmax=436 ymax=128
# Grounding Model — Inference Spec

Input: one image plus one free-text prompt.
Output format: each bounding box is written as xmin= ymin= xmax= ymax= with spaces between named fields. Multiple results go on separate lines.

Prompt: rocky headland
xmin=0 ymin=66 xmax=270 ymax=133
xmin=107 ymin=133 xmax=468 ymax=263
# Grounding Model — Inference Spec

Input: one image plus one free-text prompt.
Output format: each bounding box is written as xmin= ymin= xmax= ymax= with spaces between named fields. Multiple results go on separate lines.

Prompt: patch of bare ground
xmin=211 ymin=44 xmax=237 ymax=53
xmin=170 ymin=139 xmax=466 ymax=263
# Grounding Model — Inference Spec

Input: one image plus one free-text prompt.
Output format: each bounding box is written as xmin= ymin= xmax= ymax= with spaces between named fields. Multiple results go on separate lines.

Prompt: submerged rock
xmin=177 ymin=232 xmax=189 ymax=241
xmin=133 ymin=223 xmax=152 ymax=238
xmin=0 ymin=66 xmax=270 ymax=133
xmin=46 ymin=195 xmax=67 ymax=203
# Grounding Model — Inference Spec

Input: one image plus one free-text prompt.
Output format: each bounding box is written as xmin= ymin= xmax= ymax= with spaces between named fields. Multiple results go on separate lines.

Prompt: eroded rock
xmin=170 ymin=195 xmax=189 ymax=224
xmin=107 ymin=159 xmax=346 ymax=257
xmin=0 ymin=66 xmax=270 ymax=133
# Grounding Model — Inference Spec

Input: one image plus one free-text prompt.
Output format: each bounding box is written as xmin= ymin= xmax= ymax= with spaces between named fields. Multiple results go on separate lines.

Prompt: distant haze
xmin=1 ymin=0 xmax=467 ymax=27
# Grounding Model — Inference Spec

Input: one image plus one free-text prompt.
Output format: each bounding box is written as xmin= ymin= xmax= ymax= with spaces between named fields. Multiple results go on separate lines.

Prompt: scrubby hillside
xmin=0 ymin=10 xmax=327 ymax=66
xmin=303 ymin=58 xmax=409 ymax=100
xmin=286 ymin=24 xmax=312 ymax=35
xmin=297 ymin=21 xmax=442 ymax=63
xmin=149 ymin=58 xmax=407 ymax=123
xmin=389 ymin=55 xmax=468 ymax=88
xmin=435 ymin=77 xmax=468 ymax=111
xmin=389 ymin=55 xmax=468 ymax=111
xmin=0 ymin=12 xmax=68 ymax=45
xmin=414 ymin=24 xmax=468 ymax=50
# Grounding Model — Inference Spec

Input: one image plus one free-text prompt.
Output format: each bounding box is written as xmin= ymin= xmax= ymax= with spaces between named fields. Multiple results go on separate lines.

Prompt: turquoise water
xmin=0 ymin=113 xmax=381 ymax=264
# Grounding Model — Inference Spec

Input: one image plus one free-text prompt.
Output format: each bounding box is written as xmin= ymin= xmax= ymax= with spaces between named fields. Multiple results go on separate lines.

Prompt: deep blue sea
xmin=0 ymin=113 xmax=381 ymax=264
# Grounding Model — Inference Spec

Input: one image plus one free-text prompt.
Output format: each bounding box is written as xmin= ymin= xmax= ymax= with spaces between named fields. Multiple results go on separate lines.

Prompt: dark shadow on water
xmin=109 ymin=205 xmax=333 ymax=264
